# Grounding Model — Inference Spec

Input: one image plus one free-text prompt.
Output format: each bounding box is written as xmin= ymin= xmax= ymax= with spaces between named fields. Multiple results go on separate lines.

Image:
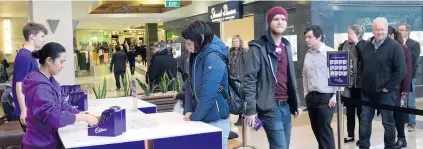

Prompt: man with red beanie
xmin=243 ymin=6 xmax=301 ymax=149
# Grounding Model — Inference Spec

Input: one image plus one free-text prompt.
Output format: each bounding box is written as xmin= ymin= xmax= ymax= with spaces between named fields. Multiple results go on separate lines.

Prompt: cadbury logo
xmin=95 ymin=127 xmax=107 ymax=133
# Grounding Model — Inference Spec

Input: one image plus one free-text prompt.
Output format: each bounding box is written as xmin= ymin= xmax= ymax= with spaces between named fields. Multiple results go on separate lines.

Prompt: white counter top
xmin=59 ymin=111 xmax=221 ymax=148
xmin=87 ymin=97 xmax=156 ymax=110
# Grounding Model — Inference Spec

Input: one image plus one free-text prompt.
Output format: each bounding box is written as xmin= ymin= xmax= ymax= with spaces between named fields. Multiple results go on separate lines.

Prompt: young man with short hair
xmin=302 ymin=25 xmax=337 ymax=149
xmin=243 ymin=7 xmax=301 ymax=149
xmin=13 ymin=22 xmax=48 ymax=131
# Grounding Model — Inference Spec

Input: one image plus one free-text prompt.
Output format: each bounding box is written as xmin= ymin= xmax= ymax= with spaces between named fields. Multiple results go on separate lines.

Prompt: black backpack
xmin=206 ymin=52 xmax=246 ymax=115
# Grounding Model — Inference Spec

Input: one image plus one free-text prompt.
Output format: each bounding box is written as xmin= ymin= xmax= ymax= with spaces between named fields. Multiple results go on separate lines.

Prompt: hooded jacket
xmin=184 ymin=35 xmax=230 ymax=122
xmin=22 ymin=71 xmax=79 ymax=149
xmin=146 ymin=47 xmax=177 ymax=86
xmin=243 ymin=30 xmax=300 ymax=117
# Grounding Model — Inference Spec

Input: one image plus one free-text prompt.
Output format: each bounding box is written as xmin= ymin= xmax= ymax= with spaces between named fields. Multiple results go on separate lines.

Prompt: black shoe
xmin=396 ymin=138 xmax=407 ymax=148
xmin=356 ymin=140 xmax=360 ymax=146
xmin=344 ymin=137 xmax=355 ymax=143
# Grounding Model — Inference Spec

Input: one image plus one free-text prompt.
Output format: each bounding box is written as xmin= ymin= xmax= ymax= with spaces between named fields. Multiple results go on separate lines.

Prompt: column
xmin=145 ymin=23 xmax=158 ymax=66
xmin=29 ymin=0 xmax=75 ymax=85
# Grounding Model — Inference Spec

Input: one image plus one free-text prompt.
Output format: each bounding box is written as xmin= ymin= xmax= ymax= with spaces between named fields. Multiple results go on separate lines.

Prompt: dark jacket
xmin=110 ymin=50 xmax=128 ymax=72
xmin=229 ymin=47 xmax=247 ymax=80
xmin=184 ymin=35 xmax=230 ymax=122
xmin=127 ymin=51 xmax=136 ymax=64
xmin=400 ymin=45 xmax=413 ymax=93
xmin=146 ymin=48 xmax=177 ymax=86
xmin=243 ymin=30 xmax=300 ymax=117
xmin=361 ymin=37 xmax=406 ymax=95
xmin=405 ymin=38 xmax=420 ymax=79
xmin=338 ymin=40 xmax=366 ymax=89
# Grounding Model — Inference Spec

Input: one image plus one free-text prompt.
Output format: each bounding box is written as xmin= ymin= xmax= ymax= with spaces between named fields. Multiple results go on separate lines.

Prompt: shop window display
xmin=334 ymin=5 xmax=423 ymax=85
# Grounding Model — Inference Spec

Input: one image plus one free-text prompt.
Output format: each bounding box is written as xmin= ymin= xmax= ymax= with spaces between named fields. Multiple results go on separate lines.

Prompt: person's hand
xmin=184 ymin=112 xmax=192 ymax=121
xmin=328 ymin=99 xmax=336 ymax=108
xmin=86 ymin=115 xmax=99 ymax=126
xmin=294 ymin=108 xmax=302 ymax=119
xmin=383 ymin=88 xmax=389 ymax=92
xmin=244 ymin=114 xmax=257 ymax=127
xmin=20 ymin=109 xmax=27 ymax=126
xmin=350 ymin=32 xmax=359 ymax=45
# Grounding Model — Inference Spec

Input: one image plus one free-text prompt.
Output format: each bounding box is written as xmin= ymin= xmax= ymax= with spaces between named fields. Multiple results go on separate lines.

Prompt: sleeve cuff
xmin=245 ymin=108 xmax=257 ymax=116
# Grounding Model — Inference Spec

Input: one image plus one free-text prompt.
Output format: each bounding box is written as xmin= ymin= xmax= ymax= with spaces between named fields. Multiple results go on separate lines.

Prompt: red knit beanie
xmin=267 ymin=6 xmax=288 ymax=25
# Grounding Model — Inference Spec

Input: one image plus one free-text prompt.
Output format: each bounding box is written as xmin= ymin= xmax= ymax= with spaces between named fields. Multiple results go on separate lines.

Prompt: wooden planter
xmin=138 ymin=92 xmax=177 ymax=113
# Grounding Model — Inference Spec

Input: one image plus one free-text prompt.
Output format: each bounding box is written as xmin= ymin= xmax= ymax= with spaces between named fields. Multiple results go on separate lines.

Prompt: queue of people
xmin=1 ymin=5 xmax=420 ymax=149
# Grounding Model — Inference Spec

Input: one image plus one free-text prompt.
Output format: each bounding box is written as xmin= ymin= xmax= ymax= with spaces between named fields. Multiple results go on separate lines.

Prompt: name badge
xmin=276 ymin=47 xmax=282 ymax=52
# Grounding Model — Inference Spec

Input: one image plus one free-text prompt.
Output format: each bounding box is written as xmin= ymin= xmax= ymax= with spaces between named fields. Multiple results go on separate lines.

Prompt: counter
xmin=58 ymin=97 xmax=222 ymax=149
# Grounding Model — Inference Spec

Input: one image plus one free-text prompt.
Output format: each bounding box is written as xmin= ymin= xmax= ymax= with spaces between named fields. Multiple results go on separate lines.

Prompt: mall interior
xmin=0 ymin=0 xmax=422 ymax=149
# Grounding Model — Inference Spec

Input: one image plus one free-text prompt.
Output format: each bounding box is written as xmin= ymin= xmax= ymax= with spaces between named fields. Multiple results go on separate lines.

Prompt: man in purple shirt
xmin=12 ymin=22 xmax=47 ymax=131
xmin=243 ymin=7 xmax=301 ymax=149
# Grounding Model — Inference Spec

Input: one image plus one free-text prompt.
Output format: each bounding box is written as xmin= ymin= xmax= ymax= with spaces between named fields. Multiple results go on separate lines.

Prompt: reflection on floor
xmin=228 ymin=102 xmax=423 ymax=149
xmin=75 ymin=64 xmax=148 ymax=99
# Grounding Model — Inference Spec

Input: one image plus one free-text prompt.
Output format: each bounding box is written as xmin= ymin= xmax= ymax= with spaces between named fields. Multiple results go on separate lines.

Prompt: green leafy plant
xmin=136 ymin=78 xmax=159 ymax=97
xmin=122 ymin=70 xmax=131 ymax=97
xmin=158 ymin=72 xmax=175 ymax=93
xmin=173 ymin=76 xmax=183 ymax=93
xmin=92 ymin=77 xmax=107 ymax=99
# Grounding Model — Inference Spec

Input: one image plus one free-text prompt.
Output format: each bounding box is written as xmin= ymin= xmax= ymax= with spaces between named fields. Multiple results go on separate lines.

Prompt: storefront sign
xmin=208 ymin=1 xmax=243 ymax=22
xmin=327 ymin=51 xmax=350 ymax=87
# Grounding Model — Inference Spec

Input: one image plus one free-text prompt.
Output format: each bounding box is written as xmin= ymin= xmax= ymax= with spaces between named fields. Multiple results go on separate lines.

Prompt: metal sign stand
xmin=336 ymin=87 xmax=344 ymax=149
xmin=233 ymin=119 xmax=257 ymax=149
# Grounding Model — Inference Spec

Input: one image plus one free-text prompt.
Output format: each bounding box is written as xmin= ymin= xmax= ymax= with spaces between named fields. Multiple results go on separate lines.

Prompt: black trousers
xmin=114 ymin=70 xmax=125 ymax=89
xmin=344 ymin=88 xmax=362 ymax=138
xmin=394 ymin=111 xmax=407 ymax=138
xmin=306 ymin=92 xmax=335 ymax=149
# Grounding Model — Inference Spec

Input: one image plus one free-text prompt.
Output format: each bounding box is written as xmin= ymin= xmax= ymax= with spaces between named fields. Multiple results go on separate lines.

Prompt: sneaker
xmin=408 ymin=124 xmax=416 ymax=132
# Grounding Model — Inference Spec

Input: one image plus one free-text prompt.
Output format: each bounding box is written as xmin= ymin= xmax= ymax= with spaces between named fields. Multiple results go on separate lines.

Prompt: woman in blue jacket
xmin=22 ymin=42 xmax=99 ymax=149
xmin=182 ymin=21 xmax=230 ymax=149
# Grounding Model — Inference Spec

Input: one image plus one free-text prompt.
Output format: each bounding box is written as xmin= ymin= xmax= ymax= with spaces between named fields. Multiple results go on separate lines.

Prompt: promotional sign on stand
xmin=327 ymin=51 xmax=350 ymax=149
xmin=131 ymin=80 xmax=138 ymax=111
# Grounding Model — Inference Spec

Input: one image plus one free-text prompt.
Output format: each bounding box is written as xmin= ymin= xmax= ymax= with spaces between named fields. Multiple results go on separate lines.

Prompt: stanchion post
xmin=336 ymin=88 xmax=344 ymax=149
xmin=233 ymin=116 xmax=257 ymax=149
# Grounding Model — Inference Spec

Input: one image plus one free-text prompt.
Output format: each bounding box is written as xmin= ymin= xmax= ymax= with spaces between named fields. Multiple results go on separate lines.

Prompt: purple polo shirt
xmin=12 ymin=48 xmax=39 ymax=116
xmin=275 ymin=43 xmax=289 ymax=101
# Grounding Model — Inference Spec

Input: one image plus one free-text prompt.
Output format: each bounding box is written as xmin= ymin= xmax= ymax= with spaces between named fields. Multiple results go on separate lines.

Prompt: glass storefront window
xmin=334 ymin=5 xmax=423 ymax=85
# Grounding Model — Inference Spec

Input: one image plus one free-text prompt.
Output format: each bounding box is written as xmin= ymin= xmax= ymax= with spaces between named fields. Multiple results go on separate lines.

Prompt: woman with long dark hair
xmin=22 ymin=42 xmax=99 ymax=149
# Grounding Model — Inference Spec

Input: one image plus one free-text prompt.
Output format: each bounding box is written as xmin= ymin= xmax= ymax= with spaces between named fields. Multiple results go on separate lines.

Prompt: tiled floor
xmin=228 ymin=102 xmax=423 ymax=149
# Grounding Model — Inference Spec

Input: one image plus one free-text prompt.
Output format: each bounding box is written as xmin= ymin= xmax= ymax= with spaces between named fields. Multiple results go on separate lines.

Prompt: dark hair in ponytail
xmin=32 ymin=42 xmax=66 ymax=64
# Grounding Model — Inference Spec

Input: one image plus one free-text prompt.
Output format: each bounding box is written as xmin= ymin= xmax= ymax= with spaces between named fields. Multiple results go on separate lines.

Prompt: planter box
xmin=138 ymin=92 xmax=177 ymax=113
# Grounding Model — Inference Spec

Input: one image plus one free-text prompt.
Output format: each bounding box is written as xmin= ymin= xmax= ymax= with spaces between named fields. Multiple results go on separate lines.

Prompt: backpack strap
xmin=205 ymin=52 xmax=230 ymax=100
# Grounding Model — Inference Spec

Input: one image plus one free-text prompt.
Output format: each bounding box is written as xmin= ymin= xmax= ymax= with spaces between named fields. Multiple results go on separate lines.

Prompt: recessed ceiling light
xmin=158 ymin=19 xmax=161 ymax=21
xmin=113 ymin=20 xmax=115 ymax=22
xmin=185 ymin=19 xmax=188 ymax=20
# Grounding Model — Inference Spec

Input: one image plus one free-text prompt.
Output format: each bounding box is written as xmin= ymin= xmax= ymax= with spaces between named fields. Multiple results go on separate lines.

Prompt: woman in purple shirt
xmin=22 ymin=42 xmax=99 ymax=149
xmin=389 ymin=27 xmax=412 ymax=148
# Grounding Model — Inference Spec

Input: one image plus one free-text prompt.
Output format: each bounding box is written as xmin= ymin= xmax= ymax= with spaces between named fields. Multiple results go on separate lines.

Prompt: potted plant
xmin=92 ymin=77 xmax=107 ymax=99
xmin=136 ymin=72 xmax=179 ymax=113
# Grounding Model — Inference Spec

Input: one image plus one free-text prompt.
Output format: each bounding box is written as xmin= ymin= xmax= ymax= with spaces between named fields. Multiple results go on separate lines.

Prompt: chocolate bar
xmin=242 ymin=114 xmax=263 ymax=131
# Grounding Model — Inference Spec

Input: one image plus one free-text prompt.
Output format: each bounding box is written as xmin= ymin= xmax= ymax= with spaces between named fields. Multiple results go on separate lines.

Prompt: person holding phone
xmin=22 ymin=42 xmax=99 ymax=149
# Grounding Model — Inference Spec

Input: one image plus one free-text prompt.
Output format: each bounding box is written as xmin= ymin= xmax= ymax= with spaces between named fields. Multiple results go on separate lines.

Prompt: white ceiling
xmin=72 ymin=1 xmax=223 ymax=30
xmin=0 ymin=1 xmax=231 ymax=30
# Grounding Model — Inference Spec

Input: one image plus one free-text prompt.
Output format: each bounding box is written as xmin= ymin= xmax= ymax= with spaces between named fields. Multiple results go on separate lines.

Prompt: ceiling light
xmin=3 ymin=18 xmax=11 ymax=54
xmin=158 ymin=19 xmax=161 ymax=21
xmin=113 ymin=20 xmax=115 ymax=22
xmin=185 ymin=19 xmax=188 ymax=20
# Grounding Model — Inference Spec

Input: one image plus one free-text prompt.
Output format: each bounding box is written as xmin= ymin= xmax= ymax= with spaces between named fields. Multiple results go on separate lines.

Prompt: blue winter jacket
xmin=184 ymin=35 xmax=230 ymax=122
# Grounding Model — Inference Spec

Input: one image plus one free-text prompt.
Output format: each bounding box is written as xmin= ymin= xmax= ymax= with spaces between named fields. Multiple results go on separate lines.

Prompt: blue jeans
xmin=408 ymin=79 xmax=416 ymax=125
xmin=260 ymin=104 xmax=292 ymax=149
xmin=207 ymin=118 xmax=230 ymax=149
xmin=359 ymin=91 xmax=396 ymax=149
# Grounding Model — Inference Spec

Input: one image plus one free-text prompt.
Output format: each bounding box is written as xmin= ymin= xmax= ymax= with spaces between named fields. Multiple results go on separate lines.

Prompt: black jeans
xmin=1 ymin=102 xmax=18 ymax=121
xmin=344 ymin=88 xmax=362 ymax=138
xmin=359 ymin=91 xmax=396 ymax=149
xmin=114 ymin=70 xmax=125 ymax=89
xmin=306 ymin=92 xmax=335 ymax=149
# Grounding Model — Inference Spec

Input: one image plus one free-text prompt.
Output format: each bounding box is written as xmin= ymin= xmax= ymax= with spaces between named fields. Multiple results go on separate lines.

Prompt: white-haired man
xmin=359 ymin=17 xmax=406 ymax=149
